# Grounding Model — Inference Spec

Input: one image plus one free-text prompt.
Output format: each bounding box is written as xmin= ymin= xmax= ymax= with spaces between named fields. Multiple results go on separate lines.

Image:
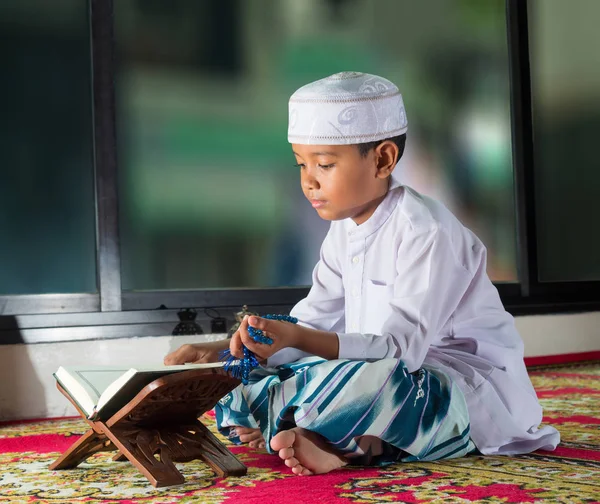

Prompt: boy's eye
xmin=293 ymin=162 xmax=334 ymax=169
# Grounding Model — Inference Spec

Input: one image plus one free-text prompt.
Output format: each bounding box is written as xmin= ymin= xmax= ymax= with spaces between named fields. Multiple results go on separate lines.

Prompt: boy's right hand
xmin=164 ymin=340 xmax=229 ymax=365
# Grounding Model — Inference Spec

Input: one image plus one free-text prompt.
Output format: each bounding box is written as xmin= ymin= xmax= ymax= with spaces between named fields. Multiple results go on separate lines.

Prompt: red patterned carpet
xmin=1 ymin=361 xmax=599 ymax=503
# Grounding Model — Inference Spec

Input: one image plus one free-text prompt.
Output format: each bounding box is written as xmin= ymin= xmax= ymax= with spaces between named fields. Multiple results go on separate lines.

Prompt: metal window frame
xmin=1 ymin=0 xmax=599 ymax=345
xmin=91 ymin=0 xmax=122 ymax=312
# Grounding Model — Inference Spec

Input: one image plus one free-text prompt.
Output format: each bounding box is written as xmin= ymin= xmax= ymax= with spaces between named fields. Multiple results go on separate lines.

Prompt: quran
xmin=54 ymin=363 xmax=224 ymax=421
xmin=51 ymin=363 xmax=246 ymax=486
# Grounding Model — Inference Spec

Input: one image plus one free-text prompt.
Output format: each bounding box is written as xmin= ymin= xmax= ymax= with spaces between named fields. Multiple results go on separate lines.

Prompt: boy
xmin=165 ymin=72 xmax=559 ymax=476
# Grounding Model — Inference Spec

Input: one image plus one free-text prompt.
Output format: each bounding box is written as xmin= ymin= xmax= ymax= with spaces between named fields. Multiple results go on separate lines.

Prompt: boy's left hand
xmin=229 ymin=315 xmax=302 ymax=362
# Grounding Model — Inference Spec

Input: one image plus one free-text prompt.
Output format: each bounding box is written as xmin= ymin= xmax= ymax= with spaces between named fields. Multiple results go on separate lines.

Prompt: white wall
xmin=1 ymin=312 xmax=598 ymax=422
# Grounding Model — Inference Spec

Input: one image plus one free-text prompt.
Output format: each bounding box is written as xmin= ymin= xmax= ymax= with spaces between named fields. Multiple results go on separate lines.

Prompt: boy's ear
xmin=374 ymin=141 xmax=399 ymax=179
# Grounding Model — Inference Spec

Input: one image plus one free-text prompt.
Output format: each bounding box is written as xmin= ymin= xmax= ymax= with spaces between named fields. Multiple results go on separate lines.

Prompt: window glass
xmin=0 ymin=1 xmax=97 ymax=295
xmin=116 ymin=0 xmax=516 ymax=290
xmin=529 ymin=0 xmax=600 ymax=282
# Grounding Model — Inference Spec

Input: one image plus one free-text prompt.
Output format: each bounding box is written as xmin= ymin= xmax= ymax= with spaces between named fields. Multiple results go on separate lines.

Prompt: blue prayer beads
xmin=219 ymin=314 xmax=298 ymax=384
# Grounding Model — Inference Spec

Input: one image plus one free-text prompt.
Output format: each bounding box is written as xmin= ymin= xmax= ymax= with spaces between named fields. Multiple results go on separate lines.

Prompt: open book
xmin=54 ymin=363 xmax=225 ymax=421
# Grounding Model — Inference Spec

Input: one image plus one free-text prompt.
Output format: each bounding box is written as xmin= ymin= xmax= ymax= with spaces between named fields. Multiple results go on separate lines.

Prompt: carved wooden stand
xmin=50 ymin=368 xmax=247 ymax=487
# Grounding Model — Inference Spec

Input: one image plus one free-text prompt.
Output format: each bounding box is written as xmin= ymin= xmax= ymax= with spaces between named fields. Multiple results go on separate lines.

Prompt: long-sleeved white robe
xmin=268 ymin=178 xmax=560 ymax=455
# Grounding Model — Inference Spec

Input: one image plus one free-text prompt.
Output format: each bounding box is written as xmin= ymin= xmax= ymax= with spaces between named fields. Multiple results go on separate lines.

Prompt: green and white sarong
xmin=215 ymin=357 xmax=475 ymax=465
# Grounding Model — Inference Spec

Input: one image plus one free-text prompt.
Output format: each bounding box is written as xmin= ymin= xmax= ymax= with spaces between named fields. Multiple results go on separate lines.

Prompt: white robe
xmin=268 ymin=178 xmax=560 ymax=455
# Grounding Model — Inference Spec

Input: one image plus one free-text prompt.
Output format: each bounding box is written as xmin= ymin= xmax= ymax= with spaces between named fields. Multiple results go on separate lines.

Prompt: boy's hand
xmin=164 ymin=340 xmax=229 ymax=365
xmin=229 ymin=315 xmax=302 ymax=362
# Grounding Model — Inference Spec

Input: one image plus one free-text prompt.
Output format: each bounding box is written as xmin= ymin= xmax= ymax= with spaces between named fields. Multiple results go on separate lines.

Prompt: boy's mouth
xmin=310 ymin=199 xmax=326 ymax=209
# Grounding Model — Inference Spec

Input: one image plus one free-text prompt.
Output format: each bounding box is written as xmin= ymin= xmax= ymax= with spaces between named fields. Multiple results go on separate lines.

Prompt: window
xmin=529 ymin=0 xmax=600 ymax=282
xmin=1 ymin=0 xmax=599 ymax=344
xmin=115 ymin=0 xmax=516 ymax=292
xmin=0 ymin=1 xmax=96 ymax=296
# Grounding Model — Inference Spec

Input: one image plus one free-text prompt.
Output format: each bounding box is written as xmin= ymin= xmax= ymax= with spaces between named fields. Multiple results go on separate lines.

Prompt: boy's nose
xmin=301 ymin=169 xmax=320 ymax=190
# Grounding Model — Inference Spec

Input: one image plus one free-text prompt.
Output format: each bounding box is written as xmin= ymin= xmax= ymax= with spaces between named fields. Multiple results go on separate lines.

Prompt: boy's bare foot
xmin=270 ymin=427 xmax=348 ymax=476
xmin=235 ymin=427 xmax=265 ymax=449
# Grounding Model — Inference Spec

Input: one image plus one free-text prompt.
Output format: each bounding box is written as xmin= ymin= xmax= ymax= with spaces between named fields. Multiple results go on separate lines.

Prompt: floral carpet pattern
xmin=0 ymin=361 xmax=599 ymax=503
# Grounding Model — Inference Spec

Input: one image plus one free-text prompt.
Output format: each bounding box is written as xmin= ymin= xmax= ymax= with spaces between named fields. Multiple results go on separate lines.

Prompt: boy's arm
xmin=267 ymin=226 xmax=345 ymax=366
xmin=336 ymin=226 xmax=476 ymax=373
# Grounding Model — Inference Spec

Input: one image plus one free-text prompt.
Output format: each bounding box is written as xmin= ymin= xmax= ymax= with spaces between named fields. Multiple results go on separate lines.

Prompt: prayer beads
xmin=219 ymin=314 xmax=298 ymax=384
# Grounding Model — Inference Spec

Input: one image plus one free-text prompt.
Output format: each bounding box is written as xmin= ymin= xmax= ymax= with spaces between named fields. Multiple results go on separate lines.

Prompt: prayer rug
xmin=0 ymin=360 xmax=598 ymax=503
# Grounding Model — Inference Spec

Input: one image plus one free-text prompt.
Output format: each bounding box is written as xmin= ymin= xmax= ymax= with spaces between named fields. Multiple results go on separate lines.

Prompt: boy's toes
xmin=235 ymin=426 xmax=264 ymax=445
xmin=271 ymin=429 xmax=296 ymax=451
xmin=292 ymin=464 xmax=313 ymax=476
xmin=239 ymin=432 xmax=261 ymax=443
xmin=235 ymin=427 xmax=254 ymax=435
xmin=284 ymin=456 xmax=299 ymax=468
xmin=279 ymin=447 xmax=294 ymax=459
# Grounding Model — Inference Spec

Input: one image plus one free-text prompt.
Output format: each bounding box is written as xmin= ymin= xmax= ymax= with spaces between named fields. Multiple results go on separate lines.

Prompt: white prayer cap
xmin=288 ymin=71 xmax=408 ymax=145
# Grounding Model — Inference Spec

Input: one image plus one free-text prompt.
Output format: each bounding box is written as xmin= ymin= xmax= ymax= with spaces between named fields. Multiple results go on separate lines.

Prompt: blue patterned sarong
xmin=215 ymin=357 xmax=475 ymax=464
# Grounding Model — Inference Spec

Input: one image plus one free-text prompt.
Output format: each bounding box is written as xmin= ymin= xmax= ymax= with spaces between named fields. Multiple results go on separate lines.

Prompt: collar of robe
xmin=345 ymin=173 xmax=403 ymax=241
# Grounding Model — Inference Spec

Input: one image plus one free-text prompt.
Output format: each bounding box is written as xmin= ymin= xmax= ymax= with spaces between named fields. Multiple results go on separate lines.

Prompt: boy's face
xmin=292 ymin=143 xmax=391 ymax=225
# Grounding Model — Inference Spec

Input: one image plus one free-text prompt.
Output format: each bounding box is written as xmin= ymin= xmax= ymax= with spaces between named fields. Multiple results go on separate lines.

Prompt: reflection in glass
xmin=0 ymin=1 xmax=96 ymax=295
xmin=116 ymin=0 xmax=516 ymax=291
xmin=529 ymin=0 xmax=600 ymax=282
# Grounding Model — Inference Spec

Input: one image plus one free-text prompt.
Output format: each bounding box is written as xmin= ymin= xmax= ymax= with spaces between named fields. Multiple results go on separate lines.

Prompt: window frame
xmin=2 ymin=0 xmax=600 ymax=345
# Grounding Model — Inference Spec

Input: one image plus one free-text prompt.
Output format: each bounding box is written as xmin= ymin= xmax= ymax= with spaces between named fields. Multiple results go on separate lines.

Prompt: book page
xmin=93 ymin=362 xmax=226 ymax=419
xmin=56 ymin=362 xmax=226 ymax=420
xmin=136 ymin=362 xmax=224 ymax=372
xmin=74 ymin=369 xmax=133 ymax=398
xmin=54 ymin=366 xmax=132 ymax=417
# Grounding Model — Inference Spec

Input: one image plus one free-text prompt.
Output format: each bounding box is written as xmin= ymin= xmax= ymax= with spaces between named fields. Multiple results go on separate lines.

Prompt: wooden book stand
xmin=50 ymin=367 xmax=247 ymax=487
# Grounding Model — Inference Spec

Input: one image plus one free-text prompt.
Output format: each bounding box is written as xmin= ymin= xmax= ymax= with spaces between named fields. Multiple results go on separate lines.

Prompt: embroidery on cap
xmin=289 ymin=126 xmax=407 ymax=141
xmin=328 ymin=71 xmax=365 ymax=80
xmin=289 ymin=108 xmax=298 ymax=129
xmin=338 ymin=106 xmax=359 ymax=125
xmin=289 ymin=90 xmax=400 ymax=104
xmin=359 ymin=77 xmax=394 ymax=94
